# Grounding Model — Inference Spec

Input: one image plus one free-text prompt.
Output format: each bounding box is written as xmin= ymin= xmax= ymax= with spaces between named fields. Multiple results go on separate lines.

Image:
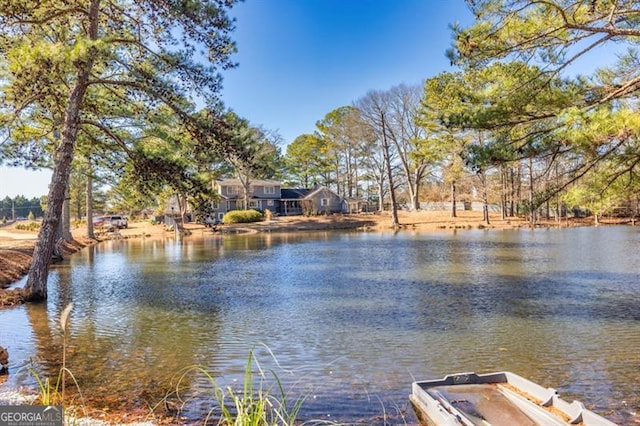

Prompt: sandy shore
xmin=0 ymin=211 xmax=525 ymax=290
xmin=0 ymin=209 xmax=611 ymax=303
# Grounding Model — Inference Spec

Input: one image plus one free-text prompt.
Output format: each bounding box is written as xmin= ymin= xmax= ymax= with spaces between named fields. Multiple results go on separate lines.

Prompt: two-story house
xmin=211 ymin=178 xmax=347 ymax=221
xmin=212 ymin=178 xmax=282 ymax=222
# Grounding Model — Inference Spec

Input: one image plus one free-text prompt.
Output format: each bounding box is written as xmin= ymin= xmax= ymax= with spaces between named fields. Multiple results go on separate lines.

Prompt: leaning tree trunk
xmin=25 ymin=110 xmax=83 ymax=300
xmin=23 ymin=0 xmax=100 ymax=302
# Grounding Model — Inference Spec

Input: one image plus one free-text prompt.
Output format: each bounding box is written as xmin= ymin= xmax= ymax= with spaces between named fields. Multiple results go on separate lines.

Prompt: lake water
xmin=1 ymin=226 xmax=639 ymax=424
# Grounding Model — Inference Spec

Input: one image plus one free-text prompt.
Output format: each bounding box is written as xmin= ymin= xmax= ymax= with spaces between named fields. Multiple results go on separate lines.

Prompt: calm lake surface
xmin=1 ymin=226 xmax=639 ymax=424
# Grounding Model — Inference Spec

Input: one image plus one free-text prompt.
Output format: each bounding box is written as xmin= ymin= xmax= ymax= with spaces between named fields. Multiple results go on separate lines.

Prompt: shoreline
xmin=0 ymin=210 xmax=633 ymax=296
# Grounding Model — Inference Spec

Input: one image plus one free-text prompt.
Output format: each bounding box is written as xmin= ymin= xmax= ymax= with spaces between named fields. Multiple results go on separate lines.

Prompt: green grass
xmin=159 ymin=346 xmax=307 ymax=425
xmin=31 ymin=370 xmax=63 ymax=406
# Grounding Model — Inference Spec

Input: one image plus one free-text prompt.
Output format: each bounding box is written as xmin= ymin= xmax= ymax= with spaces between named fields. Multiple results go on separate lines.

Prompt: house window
xmin=321 ymin=198 xmax=329 ymax=206
xmin=264 ymin=186 xmax=275 ymax=195
xmin=227 ymin=186 xmax=239 ymax=195
xmin=249 ymin=200 xmax=258 ymax=209
xmin=212 ymin=201 xmax=219 ymax=209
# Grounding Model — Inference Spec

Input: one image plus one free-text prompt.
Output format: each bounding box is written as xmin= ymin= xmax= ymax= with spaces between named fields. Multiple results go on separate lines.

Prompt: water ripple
xmin=0 ymin=227 xmax=638 ymax=424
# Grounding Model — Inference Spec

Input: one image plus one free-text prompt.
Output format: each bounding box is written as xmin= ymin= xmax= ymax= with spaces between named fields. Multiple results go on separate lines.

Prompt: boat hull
xmin=410 ymin=371 xmax=617 ymax=426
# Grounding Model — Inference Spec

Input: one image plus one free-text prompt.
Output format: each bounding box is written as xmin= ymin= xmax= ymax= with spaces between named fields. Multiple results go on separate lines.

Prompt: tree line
xmin=2 ymin=0 xmax=640 ymax=300
xmin=283 ymin=1 xmax=640 ymax=228
xmin=0 ymin=196 xmax=44 ymax=220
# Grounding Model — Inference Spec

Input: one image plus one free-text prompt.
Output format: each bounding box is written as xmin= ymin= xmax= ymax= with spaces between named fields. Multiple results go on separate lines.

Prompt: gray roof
xmin=216 ymin=178 xmax=281 ymax=186
xmin=280 ymin=188 xmax=311 ymax=200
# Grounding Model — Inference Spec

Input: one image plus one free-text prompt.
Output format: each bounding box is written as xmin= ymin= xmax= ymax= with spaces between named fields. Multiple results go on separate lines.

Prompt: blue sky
xmin=222 ymin=0 xmax=473 ymax=144
xmin=0 ymin=0 xmax=620 ymax=199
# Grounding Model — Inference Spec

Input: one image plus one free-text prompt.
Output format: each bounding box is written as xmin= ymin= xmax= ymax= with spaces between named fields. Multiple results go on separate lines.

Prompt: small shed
xmin=343 ymin=197 xmax=370 ymax=214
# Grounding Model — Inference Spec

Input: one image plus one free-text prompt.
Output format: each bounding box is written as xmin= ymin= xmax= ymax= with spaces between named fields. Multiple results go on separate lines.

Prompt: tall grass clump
xmin=223 ymin=210 xmax=264 ymax=224
xmin=29 ymin=303 xmax=86 ymax=416
xmin=160 ymin=347 xmax=306 ymax=425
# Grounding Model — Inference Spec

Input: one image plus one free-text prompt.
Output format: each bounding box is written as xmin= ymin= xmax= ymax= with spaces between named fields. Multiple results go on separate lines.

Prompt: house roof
xmin=281 ymin=186 xmax=343 ymax=200
xmin=215 ymin=178 xmax=281 ymax=186
xmin=280 ymin=188 xmax=311 ymax=200
xmin=305 ymin=185 xmax=341 ymax=199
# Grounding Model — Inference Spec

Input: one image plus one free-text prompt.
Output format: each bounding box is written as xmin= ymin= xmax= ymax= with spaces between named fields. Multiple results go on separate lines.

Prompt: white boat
xmin=410 ymin=371 xmax=617 ymax=426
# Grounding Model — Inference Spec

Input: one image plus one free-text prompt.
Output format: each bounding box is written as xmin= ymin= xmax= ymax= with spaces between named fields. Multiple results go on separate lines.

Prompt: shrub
xmin=223 ymin=209 xmax=263 ymax=224
xmin=16 ymin=222 xmax=40 ymax=231
xmin=27 ymin=211 xmax=35 ymax=221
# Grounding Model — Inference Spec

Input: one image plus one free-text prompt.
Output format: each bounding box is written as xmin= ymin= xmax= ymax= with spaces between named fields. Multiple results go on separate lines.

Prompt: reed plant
xmin=31 ymin=372 xmax=62 ymax=406
xmin=160 ymin=346 xmax=306 ymax=425
xmin=29 ymin=303 xmax=86 ymax=418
